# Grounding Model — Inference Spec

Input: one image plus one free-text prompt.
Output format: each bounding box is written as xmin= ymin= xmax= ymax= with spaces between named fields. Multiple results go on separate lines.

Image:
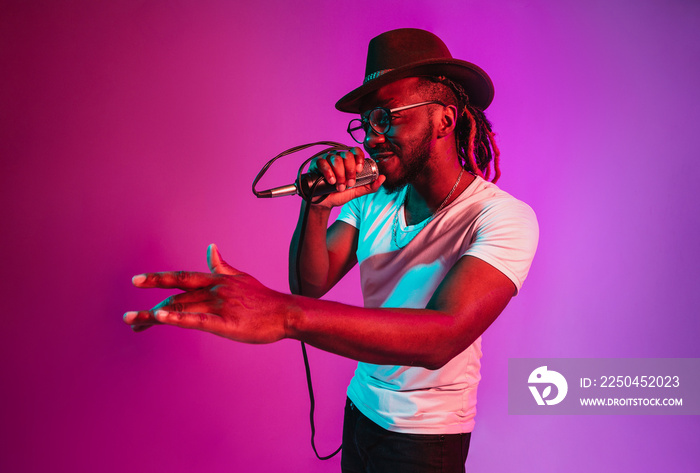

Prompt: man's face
xmin=360 ymin=78 xmax=436 ymax=193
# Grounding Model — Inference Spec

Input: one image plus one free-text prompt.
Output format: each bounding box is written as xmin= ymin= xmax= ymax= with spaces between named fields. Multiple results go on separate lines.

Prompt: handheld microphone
xmin=257 ymin=157 xmax=379 ymax=198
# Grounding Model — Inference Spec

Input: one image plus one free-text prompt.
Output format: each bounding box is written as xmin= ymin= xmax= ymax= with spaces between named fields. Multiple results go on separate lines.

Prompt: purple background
xmin=2 ymin=0 xmax=699 ymax=471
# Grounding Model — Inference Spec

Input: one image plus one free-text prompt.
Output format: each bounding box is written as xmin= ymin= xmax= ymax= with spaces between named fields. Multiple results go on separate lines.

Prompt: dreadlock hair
xmin=416 ymin=76 xmax=501 ymax=183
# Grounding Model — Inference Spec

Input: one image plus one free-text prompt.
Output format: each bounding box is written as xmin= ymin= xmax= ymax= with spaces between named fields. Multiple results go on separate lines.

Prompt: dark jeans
xmin=341 ymin=398 xmax=471 ymax=473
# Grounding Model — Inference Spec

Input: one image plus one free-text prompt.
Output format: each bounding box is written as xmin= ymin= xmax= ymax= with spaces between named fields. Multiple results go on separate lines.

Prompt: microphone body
xmin=258 ymin=157 xmax=379 ymax=198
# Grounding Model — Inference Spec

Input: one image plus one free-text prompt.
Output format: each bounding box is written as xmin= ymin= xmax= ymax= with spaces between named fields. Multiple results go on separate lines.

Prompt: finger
xmin=350 ymin=147 xmax=365 ymax=173
xmin=149 ymin=297 xmax=221 ymax=313
xmin=152 ymin=309 xmax=228 ymax=335
xmin=329 ymin=153 xmax=347 ymax=191
xmin=207 ymin=244 xmax=238 ymax=275
xmin=338 ymin=151 xmax=357 ymax=188
xmin=124 ymin=310 xmax=160 ymax=326
xmin=131 ymin=271 xmax=217 ymax=290
xmin=313 ymin=156 xmax=337 ymax=186
xmin=151 ymin=289 xmax=212 ymax=312
xmin=156 ymin=300 xmax=218 ymax=315
xmin=125 ymin=306 xmax=219 ymax=328
xmin=369 ymin=174 xmax=386 ymax=192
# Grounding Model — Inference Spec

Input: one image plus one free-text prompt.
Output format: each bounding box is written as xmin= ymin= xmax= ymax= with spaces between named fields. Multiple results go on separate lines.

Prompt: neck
xmin=403 ymin=155 xmax=474 ymax=225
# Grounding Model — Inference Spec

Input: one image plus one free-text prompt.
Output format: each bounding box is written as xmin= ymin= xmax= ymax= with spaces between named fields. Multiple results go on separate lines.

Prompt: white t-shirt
xmin=336 ymin=175 xmax=539 ymax=434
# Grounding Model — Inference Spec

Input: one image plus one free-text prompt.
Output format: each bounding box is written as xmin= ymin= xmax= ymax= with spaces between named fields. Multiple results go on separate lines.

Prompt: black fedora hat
xmin=335 ymin=28 xmax=494 ymax=113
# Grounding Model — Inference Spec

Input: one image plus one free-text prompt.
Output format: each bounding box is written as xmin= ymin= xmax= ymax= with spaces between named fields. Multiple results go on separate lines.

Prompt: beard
xmin=379 ymin=122 xmax=434 ymax=194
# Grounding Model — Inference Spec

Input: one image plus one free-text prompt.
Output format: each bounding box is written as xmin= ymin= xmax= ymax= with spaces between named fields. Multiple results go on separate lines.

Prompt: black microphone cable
xmin=253 ymin=141 xmax=350 ymax=460
xmin=252 ymin=141 xmax=350 ymax=199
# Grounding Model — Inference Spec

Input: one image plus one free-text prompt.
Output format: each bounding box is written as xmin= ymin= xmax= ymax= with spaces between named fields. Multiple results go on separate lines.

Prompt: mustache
xmin=368 ymin=143 xmax=400 ymax=157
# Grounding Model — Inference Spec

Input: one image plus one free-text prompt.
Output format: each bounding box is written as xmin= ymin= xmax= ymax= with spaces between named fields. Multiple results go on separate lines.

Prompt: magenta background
xmin=2 ymin=0 xmax=699 ymax=471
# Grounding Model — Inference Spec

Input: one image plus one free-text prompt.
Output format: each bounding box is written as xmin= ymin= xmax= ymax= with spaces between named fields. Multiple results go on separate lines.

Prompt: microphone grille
xmin=354 ymin=157 xmax=379 ymax=187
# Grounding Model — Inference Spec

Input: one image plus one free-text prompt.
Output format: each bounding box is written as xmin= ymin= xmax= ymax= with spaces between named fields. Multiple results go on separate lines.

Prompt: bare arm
xmin=125 ymin=245 xmax=514 ymax=370
xmin=288 ymin=147 xmax=384 ymax=297
xmin=288 ymin=204 xmax=359 ymax=298
xmin=288 ymin=253 xmax=514 ymax=369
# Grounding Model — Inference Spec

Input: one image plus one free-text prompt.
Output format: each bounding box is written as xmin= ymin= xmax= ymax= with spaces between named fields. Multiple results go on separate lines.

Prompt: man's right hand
xmin=308 ymin=146 xmax=385 ymax=208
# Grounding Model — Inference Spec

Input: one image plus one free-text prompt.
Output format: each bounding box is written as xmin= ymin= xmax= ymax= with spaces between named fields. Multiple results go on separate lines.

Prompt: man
xmin=125 ymin=29 xmax=538 ymax=472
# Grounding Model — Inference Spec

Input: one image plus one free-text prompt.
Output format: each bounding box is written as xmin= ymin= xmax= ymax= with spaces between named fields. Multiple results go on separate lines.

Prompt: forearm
xmin=285 ymin=295 xmax=469 ymax=370
xmin=284 ymin=255 xmax=515 ymax=369
xmin=288 ymin=201 xmax=333 ymax=297
xmin=288 ymin=148 xmax=379 ymax=297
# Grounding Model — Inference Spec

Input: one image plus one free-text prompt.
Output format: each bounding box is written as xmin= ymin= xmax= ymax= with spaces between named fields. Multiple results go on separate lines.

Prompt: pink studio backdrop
xmin=2 ymin=0 xmax=699 ymax=471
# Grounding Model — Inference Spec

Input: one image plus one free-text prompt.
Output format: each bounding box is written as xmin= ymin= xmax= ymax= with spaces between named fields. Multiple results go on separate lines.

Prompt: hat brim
xmin=335 ymin=58 xmax=494 ymax=113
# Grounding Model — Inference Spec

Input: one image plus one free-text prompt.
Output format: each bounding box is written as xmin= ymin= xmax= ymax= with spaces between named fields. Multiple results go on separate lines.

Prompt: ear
xmin=436 ymin=104 xmax=458 ymax=138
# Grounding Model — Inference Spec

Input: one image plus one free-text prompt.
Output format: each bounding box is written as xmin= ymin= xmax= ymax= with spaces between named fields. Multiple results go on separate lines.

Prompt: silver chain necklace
xmin=391 ymin=167 xmax=465 ymax=249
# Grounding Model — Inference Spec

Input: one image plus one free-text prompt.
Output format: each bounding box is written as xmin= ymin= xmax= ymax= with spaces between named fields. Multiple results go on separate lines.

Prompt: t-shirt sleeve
xmin=463 ymin=199 xmax=539 ymax=294
xmin=336 ymin=196 xmax=363 ymax=229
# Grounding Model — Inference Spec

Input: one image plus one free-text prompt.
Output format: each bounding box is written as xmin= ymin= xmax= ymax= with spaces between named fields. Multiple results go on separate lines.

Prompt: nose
xmin=363 ymin=127 xmax=386 ymax=150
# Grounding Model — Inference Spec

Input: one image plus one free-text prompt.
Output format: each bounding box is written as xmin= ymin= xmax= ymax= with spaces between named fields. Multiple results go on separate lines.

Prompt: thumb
xmin=353 ymin=174 xmax=386 ymax=197
xmin=323 ymin=174 xmax=385 ymax=208
xmin=207 ymin=244 xmax=237 ymax=275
